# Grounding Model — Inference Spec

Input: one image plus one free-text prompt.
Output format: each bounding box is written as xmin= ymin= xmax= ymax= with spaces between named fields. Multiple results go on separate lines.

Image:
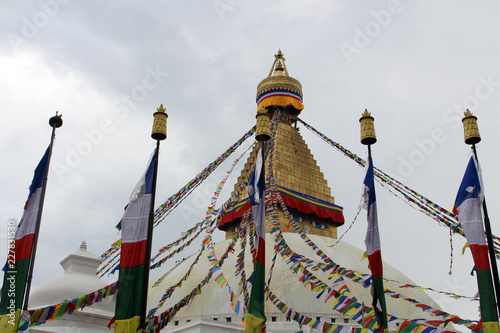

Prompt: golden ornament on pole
xmin=255 ymin=106 xmax=271 ymax=142
xmin=151 ymin=104 xmax=168 ymax=141
xmin=359 ymin=109 xmax=377 ymax=145
xmin=462 ymin=109 xmax=481 ymax=145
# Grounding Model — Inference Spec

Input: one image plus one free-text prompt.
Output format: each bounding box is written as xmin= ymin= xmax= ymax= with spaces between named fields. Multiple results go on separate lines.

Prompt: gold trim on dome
xmin=256 ymin=50 xmax=303 ymax=100
xmin=256 ymin=76 xmax=303 ymax=98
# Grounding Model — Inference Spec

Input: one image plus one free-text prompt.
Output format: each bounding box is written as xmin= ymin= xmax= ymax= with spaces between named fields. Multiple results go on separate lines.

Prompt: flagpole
xmin=360 ymin=109 xmax=390 ymax=333
xmin=22 ymin=112 xmax=63 ymax=312
xmin=462 ymin=110 xmax=500 ymax=318
xmin=472 ymin=144 xmax=500 ymax=316
xmin=243 ymin=106 xmax=270 ymax=333
xmin=140 ymin=105 xmax=168 ymax=328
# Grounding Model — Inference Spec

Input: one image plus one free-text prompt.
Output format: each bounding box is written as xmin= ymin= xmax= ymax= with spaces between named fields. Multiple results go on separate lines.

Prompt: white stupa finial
xmin=80 ymin=240 xmax=87 ymax=251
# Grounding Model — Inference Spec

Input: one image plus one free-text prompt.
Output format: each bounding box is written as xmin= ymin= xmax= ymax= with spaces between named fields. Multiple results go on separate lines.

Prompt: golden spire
xmin=274 ymin=60 xmax=285 ymax=76
xmin=257 ymin=50 xmax=303 ymax=108
xmin=267 ymin=49 xmax=289 ymax=77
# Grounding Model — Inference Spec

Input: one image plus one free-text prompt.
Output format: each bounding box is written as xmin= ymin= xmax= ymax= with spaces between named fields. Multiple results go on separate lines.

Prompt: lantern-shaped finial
xmin=462 ymin=109 xmax=481 ymax=145
xmin=49 ymin=111 xmax=63 ymax=128
xmin=359 ymin=109 xmax=376 ymax=145
xmin=152 ymin=104 xmax=168 ymax=141
xmin=255 ymin=106 xmax=271 ymax=141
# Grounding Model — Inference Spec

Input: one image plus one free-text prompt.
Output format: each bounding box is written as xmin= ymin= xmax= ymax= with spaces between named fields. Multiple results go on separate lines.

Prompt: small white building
xmin=27 ymin=241 xmax=114 ymax=332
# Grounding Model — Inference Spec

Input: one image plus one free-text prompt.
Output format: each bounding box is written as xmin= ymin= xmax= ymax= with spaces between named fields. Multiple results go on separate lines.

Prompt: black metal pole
xmin=140 ymin=140 xmax=160 ymax=328
xmin=22 ymin=113 xmax=62 ymax=312
xmin=472 ymin=144 xmax=500 ymax=316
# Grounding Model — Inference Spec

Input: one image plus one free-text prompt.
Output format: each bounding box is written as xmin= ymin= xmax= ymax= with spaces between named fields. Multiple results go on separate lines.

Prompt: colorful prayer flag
xmin=245 ymin=146 xmax=267 ymax=333
xmin=0 ymin=148 xmax=50 ymax=332
xmin=360 ymin=156 xmax=388 ymax=333
xmin=114 ymin=151 xmax=156 ymax=333
xmin=453 ymin=156 xmax=500 ymax=333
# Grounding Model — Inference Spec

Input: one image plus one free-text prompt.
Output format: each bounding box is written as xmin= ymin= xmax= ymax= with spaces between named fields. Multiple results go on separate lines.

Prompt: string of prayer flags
xmin=19 ymin=282 xmax=117 ymax=329
xmin=269 ymin=205 xmax=479 ymax=330
xmin=329 ymin=208 xmax=362 ymax=248
xmin=98 ymin=126 xmax=256 ymax=272
xmin=266 ymin=286 xmax=371 ymax=333
xmin=145 ymin=226 xmax=246 ymax=332
xmin=298 ymin=118 xmax=500 ymax=258
xmin=265 ymin=165 xmax=479 ymax=331
xmin=154 ymin=126 xmax=256 ymax=225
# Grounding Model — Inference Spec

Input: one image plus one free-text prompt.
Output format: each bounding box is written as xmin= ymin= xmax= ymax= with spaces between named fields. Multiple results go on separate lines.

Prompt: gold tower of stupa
xmin=219 ymin=50 xmax=344 ymax=239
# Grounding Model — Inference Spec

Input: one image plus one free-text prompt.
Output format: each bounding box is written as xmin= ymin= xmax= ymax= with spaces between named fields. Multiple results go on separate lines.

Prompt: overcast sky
xmin=1 ymin=0 xmax=500 ymax=324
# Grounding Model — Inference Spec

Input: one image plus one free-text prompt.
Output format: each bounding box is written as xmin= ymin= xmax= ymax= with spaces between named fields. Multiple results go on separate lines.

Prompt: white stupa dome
xmin=147 ymin=233 xmax=445 ymax=332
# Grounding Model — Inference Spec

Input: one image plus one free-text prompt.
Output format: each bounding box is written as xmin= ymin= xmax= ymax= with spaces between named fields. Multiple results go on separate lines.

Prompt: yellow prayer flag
xmin=483 ymin=321 xmax=500 ymax=333
xmin=114 ymin=316 xmax=141 ymax=333
xmin=345 ymin=306 xmax=361 ymax=318
xmin=0 ymin=311 xmax=20 ymax=333
xmin=324 ymin=323 xmax=337 ymax=333
xmin=245 ymin=313 xmax=265 ymax=333
xmin=50 ymin=304 xmax=61 ymax=321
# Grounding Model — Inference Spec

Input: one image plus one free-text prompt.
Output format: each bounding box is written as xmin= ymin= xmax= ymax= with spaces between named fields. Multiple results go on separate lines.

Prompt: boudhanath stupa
xmin=13 ymin=51 xmax=470 ymax=333
xmin=145 ymin=50 xmax=448 ymax=332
